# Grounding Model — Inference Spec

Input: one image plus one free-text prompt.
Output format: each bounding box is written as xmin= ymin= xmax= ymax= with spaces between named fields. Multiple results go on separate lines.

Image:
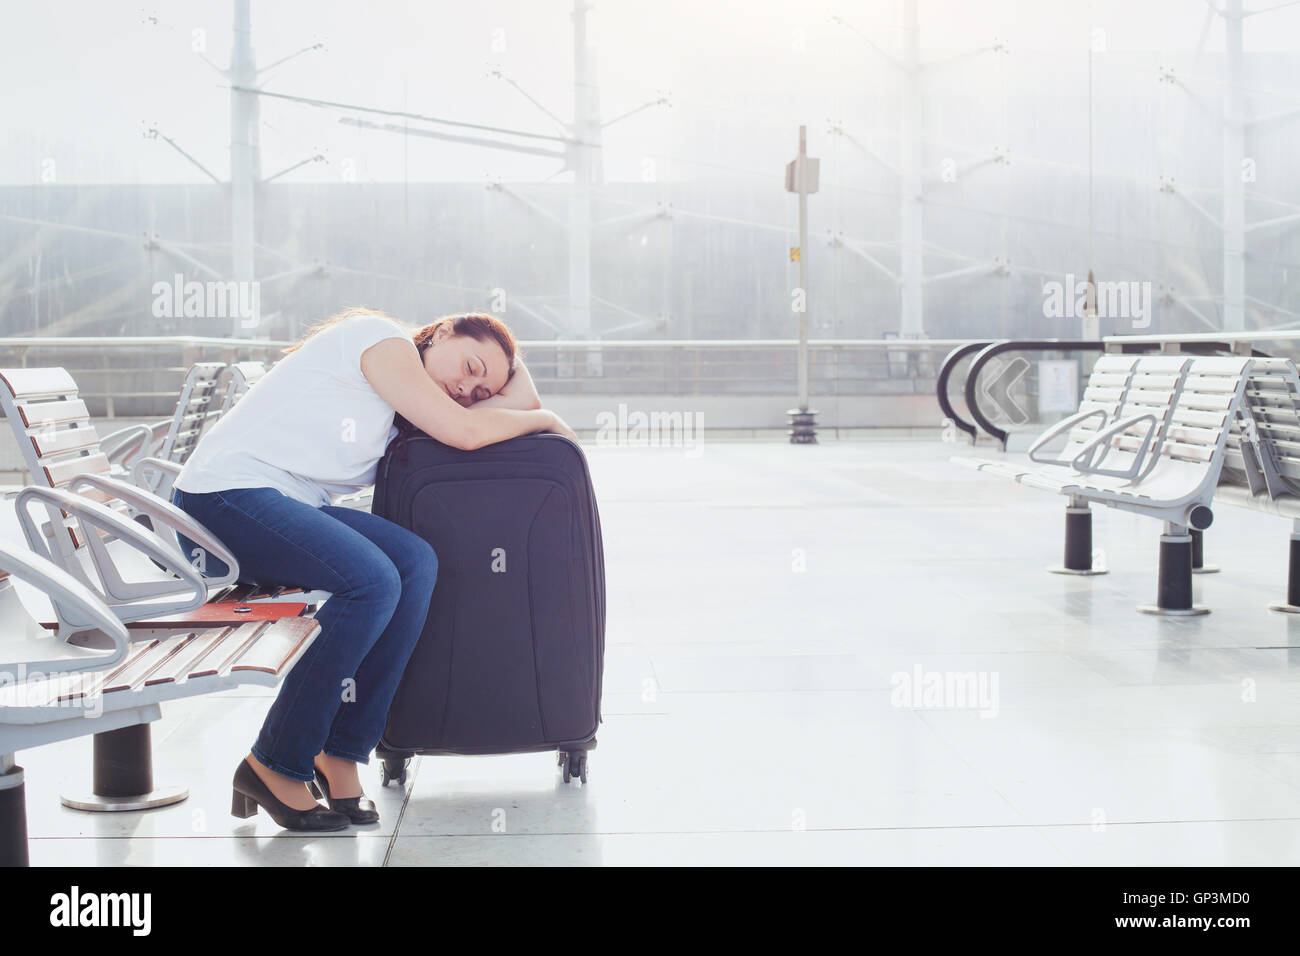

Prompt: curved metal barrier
xmin=935 ymin=341 xmax=991 ymax=442
xmin=965 ymin=340 xmax=1106 ymax=450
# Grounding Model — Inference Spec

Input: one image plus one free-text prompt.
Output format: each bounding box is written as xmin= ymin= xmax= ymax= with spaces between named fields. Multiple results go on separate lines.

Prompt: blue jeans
xmin=170 ymin=486 xmax=438 ymax=782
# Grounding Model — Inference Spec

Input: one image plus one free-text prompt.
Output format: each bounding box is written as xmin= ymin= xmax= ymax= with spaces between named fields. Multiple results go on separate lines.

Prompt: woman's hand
xmin=543 ymin=410 xmax=580 ymax=444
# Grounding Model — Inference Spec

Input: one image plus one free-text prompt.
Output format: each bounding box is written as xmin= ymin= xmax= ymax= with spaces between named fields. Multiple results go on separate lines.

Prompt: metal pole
xmin=899 ymin=0 xmax=923 ymax=339
xmin=570 ymin=0 xmax=593 ymax=339
xmin=786 ymin=125 xmax=819 ymax=443
xmin=1083 ymin=35 xmax=1099 ymax=340
xmin=798 ymin=125 xmax=809 ymax=412
xmin=230 ymin=0 xmax=258 ymax=338
xmin=1223 ymin=0 xmax=1245 ymax=332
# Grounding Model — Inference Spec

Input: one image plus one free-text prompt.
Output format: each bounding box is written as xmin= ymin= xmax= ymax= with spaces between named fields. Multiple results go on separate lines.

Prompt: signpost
xmin=786 ymin=125 xmax=819 ymax=444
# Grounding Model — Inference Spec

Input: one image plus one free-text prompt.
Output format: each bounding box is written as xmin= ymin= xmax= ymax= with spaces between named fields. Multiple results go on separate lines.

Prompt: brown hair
xmin=282 ymin=307 xmax=522 ymax=447
xmin=281 ymin=306 xmax=522 ymax=374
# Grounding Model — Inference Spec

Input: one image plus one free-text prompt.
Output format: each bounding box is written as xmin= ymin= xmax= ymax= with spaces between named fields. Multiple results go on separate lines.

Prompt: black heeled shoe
xmin=309 ymin=762 xmax=380 ymax=825
xmin=231 ymin=758 xmax=350 ymax=831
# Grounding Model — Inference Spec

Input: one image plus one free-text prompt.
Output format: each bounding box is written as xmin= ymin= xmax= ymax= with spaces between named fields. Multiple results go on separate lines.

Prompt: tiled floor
xmin=8 ymin=438 xmax=1300 ymax=865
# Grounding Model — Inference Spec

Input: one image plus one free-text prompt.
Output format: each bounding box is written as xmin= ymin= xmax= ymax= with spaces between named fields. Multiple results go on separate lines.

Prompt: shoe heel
xmin=307 ymin=780 xmax=323 ymax=800
xmin=231 ymin=789 xmax=258 ymax=819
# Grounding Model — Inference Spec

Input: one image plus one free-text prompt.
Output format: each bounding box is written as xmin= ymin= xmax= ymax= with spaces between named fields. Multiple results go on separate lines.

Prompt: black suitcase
xmin=369 ymin=432 xmax=606 ymax=786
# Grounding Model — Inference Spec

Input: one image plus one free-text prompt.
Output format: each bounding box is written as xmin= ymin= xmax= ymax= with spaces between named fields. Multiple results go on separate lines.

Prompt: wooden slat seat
xmin=32 ymin=598 xmax=308 ymax=630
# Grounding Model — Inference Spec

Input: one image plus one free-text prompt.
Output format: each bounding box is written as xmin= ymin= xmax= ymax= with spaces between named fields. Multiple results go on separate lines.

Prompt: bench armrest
xmin=1070 ymin=412 xmax=1159 ymax=481
xmin=331 ymin=488 xmax=373 ymax=509
xmin=1028 ymin=408 xmax=1108 ymax=465
xmin=0 ymin=536 xmax=131 ymax=675
xmin=64 ymin=473 xmax=239 ymax=590
xmin=131 ymin=456 xmax=182 ymax=497
xmin=100 ymin=422 xmax=160 ymax=469
xmin=13 ymin=486 xmax=214 ymax=637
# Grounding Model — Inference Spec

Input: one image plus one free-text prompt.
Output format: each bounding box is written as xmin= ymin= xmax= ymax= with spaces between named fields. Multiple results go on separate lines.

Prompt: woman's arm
xmin=362 ymin=338 xmax=564 ymax=450
xmin=468 ymin=358 xmax=542 ymax=411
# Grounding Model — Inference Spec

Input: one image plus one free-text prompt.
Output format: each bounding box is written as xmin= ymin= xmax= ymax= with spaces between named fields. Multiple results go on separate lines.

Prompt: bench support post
xmin=1048 ymin=500 xmax=1107 ymax=575
xmin=1268 ymin=526 xmax=1300 ymax=613
xmin=1190 ymin=528 xmax=1220 ymax=574
xmin=59 ymin=724 xmax=188 ymax=813
xmin=1 ymin=758 xmax=28 ymax=867
xmin=1139 ymin=523 xmax=1209 ymax=616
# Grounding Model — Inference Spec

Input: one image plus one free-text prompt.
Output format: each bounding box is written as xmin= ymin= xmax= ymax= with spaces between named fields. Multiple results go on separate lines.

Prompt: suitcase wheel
xmin=380 ymin=757 xmax=409 ymax=788
xmin=558 ymin=750 xmax=588 ymax=785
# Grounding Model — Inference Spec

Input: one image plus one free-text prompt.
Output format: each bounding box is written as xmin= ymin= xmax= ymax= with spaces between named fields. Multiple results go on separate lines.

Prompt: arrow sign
xmin=981 ymin=356 xmax=1031 ymax=425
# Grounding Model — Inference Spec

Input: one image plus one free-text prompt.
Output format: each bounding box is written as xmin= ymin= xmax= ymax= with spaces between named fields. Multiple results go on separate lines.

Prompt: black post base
xmin=1139 ymin=532 xmax=1209 ymax=616
xmin=786 ymin=408 xmax=819 ymax=444
xmin=1268 ymin=534 xmax=1300 ymax=613
xmin=1048 ymin=505 xmax=1107 ymax=575
xmin=1190 ymin=528 xmax=1220 ymax=574
xmin=1 ymin=765 xmax=28 ymax=867
xmin=60 ymin=724 xmax=187 ymax=813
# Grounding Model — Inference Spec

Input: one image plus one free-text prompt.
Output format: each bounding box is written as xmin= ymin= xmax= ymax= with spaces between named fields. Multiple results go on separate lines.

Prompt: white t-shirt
xmin=173 ymin=313 xmax=415 ymax=508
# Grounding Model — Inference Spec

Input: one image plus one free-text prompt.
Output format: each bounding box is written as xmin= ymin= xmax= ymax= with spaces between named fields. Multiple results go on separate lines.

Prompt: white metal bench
xmin=126 ymin=361 xmax=228 ymax=500
xmin=0 ymin=497 xmax=321 ymax=866
xmin=954 ymin=355 xmax=1188 ymax=576
xmin=130 ymin=361 xmax=266 ymax=502
xmin=1211 ymin=356 xmax=1300 ymax=612
xmin=218 ymin=360 xmax=265 ymax=414
xmin=98 ymin=362 xmax=227 ymax=482
xmin=0 ymin=367 xmax=332 ymax=610
xmin=955 ymin=354 xmax=1255 ymax=614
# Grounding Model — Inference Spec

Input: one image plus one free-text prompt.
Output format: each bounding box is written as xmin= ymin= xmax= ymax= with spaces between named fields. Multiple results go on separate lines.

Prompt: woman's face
xmin=423 ymin=327 xmax=511 ymax=407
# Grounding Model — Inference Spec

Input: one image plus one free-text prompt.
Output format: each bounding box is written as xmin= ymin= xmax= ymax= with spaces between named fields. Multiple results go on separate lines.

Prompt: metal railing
xmin=518 ymin=339 xmax=973 ymax=396
xmin=0 ymin=335 xmax=973 ymax=418
xmin=0 ymin=336 xmax=291 ymax=418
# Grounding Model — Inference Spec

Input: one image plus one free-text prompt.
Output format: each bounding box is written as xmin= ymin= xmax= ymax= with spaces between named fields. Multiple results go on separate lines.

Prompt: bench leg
xmin=60 ymin=725 xmax=188 ymax=813
xmin=1139 ymin=526 xmax=1209 ymax=616
xmin=1048 ymin=502 xmax=1108 ymax=575
xmin=1 ymin=758 xmax=29 ymax=867
xmin=1268 ymin=529 xmax=1300 ymax=613
xmin=1190 ymin=528 xmax=1220 ymax=574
